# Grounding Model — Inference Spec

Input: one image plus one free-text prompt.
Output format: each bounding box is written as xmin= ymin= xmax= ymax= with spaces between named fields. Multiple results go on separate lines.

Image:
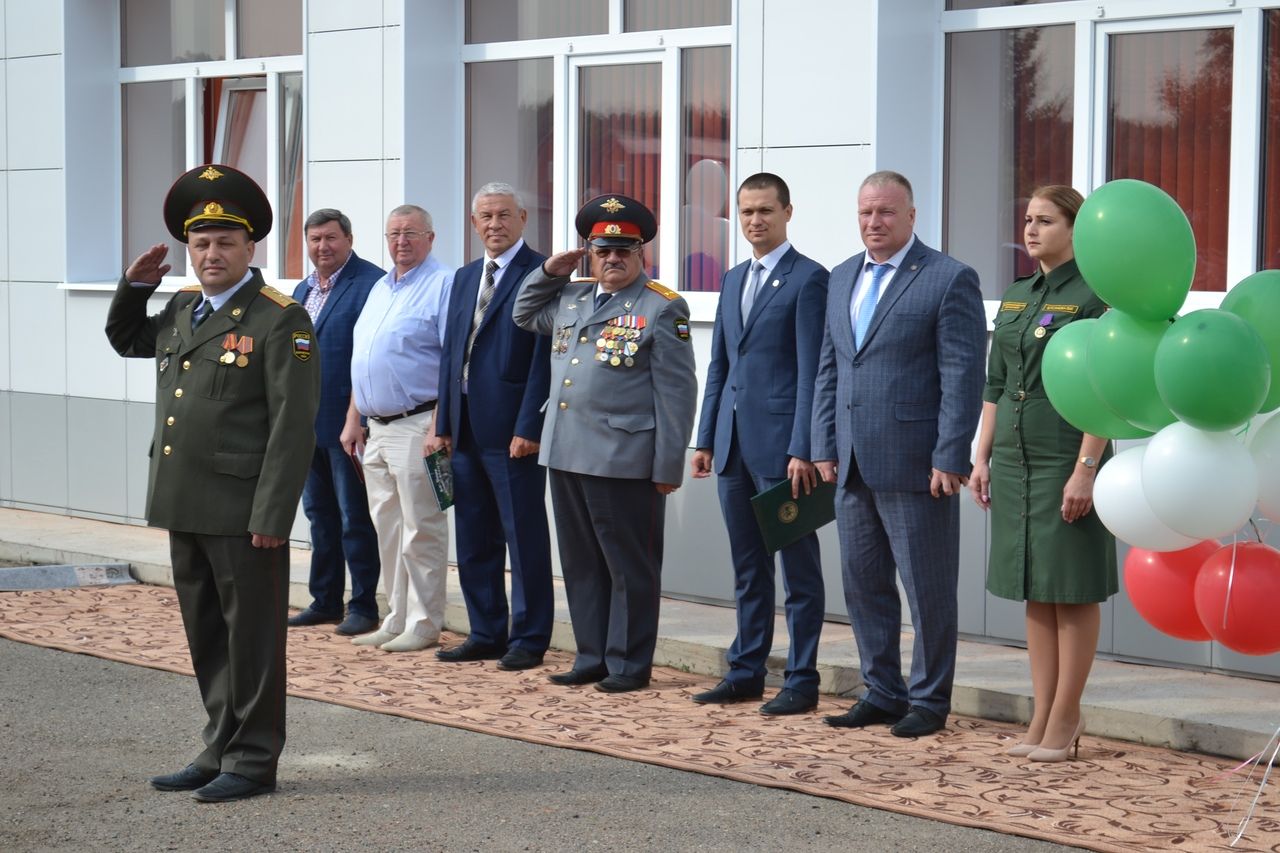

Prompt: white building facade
xmin=1 ymin=0 xmax=1276 ymax=678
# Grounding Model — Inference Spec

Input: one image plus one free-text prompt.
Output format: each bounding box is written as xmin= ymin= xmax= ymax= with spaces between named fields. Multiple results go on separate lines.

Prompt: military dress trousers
xmin=983 ymin=259 xmax=1118 ymax=604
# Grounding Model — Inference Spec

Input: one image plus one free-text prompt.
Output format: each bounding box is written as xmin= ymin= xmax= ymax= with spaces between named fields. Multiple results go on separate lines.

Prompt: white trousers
xmin=363 ymin=410 xmax=448 ymax=639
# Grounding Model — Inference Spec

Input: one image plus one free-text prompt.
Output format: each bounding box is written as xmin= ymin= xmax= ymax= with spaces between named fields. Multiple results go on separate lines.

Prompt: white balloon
xmin=1094 ymin=445 xmax=1200 ymax=551
xmin=1250 ymin=414 xmax=1280 ymax=520
xmin=1142 ymin=422 xmax=1259 ymax=539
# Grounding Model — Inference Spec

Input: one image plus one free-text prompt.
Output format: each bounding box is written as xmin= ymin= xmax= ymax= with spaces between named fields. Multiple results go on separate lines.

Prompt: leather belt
xmin=369 ymin=400 xmax=436 ymax=425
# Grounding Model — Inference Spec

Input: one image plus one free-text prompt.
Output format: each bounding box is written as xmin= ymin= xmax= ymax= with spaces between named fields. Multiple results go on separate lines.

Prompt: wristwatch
xmin=1079 ymin=456 xmax=1097 ymax=469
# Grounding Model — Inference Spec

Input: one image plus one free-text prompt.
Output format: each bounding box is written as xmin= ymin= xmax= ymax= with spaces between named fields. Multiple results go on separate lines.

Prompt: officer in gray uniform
xmin=512 ymin=194 xmax=697 ymax=693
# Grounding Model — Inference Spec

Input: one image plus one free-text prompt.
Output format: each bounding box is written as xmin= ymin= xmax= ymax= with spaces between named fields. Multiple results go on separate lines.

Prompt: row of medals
xmin=596 ymin=325 xmax=640 ymax=367
xmin=220 ymin=351 xmax=251 ymax=367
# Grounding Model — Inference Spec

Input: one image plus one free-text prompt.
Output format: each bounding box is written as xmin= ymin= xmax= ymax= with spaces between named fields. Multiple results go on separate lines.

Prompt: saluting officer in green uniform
xmin=106 ymin=164 xmax=320 ymax=802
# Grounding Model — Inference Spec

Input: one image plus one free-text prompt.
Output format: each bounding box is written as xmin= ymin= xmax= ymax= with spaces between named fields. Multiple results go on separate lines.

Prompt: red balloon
xmin=1124 ymin=541 xmax=1219 ymax=641
xmin=1194 ymin=542 xmax=1280 ymax=655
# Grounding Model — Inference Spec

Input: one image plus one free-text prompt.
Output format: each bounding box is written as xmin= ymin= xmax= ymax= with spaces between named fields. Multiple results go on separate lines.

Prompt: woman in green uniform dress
xmin=968 ymin=185 xmax=1117 ymax=763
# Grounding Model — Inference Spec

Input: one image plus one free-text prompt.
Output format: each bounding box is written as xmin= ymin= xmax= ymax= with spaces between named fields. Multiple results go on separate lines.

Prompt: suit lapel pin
xmin=771 ymin=280 xmax=781 ymax=288
xmin=624 ymin=300 xmax=633 ymax=310
xmin=910 ymin=264 xmax=919 ymax=271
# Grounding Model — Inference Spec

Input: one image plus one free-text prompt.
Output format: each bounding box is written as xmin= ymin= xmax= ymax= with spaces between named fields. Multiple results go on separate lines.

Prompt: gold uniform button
xmin=563 ymin=379 xmax=572 ymax=387
xmin=570 ymin=358 xmax=580 ymax=365
xmin=232 ymin=307 xmax=242 ymax=317
xmin=174 ymin=388 xmax=184 ymax=398
xmin=559 ymin=401 xmax=568 ymax=410
xmin=162 ymin=445 xmax=172 ymax=455
xmin=579 ymin=336 xmax=588 ymax=343
xmin=166 ymin=416 xmax=175 ymax=426
xmin=182 ymin=360 xmax=191 ymax=370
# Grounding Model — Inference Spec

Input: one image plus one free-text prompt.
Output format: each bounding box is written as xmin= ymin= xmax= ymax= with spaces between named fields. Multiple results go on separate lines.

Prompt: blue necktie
xmin=191 ymin=300 xmax=212 ymax=331
xmin=594 ymin=291 xmax=613 ymax=312
xmin=855 ymin=263 xmax=891 ymax=349
xmin=740 ymin=260 xmax=765 ymax=326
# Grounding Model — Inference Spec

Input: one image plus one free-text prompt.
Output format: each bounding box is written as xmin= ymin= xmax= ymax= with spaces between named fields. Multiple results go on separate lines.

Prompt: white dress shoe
xmin=351 ymin=629 xmax=398 ymax=647
xmin=379 ymin=631 xmax=438 ymax=652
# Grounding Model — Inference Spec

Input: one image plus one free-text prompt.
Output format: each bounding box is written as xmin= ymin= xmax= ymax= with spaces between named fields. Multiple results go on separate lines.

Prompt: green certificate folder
xmin=749 ymin=478 xmax=836 ymax=554
xmin=422 ymin=449 xmax=455 ymax=512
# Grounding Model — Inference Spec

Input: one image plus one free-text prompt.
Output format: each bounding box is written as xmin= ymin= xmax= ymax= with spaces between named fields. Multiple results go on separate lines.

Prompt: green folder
xmin=749 ymin=478 xmax=836 ymax=554
xmin=422 ymin=449 xmax=455 ymax=511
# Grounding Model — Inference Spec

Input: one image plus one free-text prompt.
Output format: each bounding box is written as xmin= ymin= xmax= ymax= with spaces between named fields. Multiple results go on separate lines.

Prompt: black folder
xmin=748 ymin=478 xmax=836 ymax=554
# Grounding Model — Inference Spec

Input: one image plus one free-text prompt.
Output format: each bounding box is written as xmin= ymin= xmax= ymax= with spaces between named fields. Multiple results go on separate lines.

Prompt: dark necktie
xmin=463 ymin=260 xmax=499 ymax=382
xmin=594 ymin=291 xmax=613 ymax=312
xmin=191 ymin=300 xmax=212 ymax=331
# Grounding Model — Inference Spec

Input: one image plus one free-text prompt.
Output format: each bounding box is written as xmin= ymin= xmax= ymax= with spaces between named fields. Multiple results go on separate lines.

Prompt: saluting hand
xmin=543 ymin=247 xmax=589 ymax=277
xmin=125 ymin=244 xmax=172 ymax=284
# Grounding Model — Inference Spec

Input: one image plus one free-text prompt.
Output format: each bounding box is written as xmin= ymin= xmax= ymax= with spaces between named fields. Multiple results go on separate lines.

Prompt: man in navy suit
xmin=690 ymin=173 xmax=829 ymax=716
xmin=812 ymin=171 xmax=986 ymax=737
xmin=287 ymin=209 xmax=386 ymax=636
xmin=428 ymin=183 xmax=554 ymax=671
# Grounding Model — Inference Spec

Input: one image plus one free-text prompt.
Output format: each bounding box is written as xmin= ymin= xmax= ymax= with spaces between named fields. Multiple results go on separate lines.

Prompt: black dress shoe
xmin=891 ymin=706 xmax=947 ymax=738
xmin=496 ymin=647 xmax=545 ymax=671
xmin=548 ymin=668 xmax=607 ymax=686
xmin=759 ymin=688 xmax=818 ymax=716
xmin=594 ymin=674 xmax=650 ymax=693
xmin=286 ymin=608 xmax=342 ymax=628
xmin=435 ymin=639 xmax=507 ymax=662
xmin=191 ymin=772 xmax=276 ymax=803
xmin=823 ymin=700 xmax=904 ymax=729
xmin=334 ymin=612 xmax=379 ymax=636
xmin=150 ymin=764 xmax=217 ymax=792
xmin=690 ymin=680 xmax=763 ymax=705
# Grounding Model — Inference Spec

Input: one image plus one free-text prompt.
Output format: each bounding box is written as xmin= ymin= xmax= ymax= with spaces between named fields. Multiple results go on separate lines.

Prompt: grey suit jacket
xmin=811 ymin=238 xmax=986 ymax=492
xmin=512 ymin=266 xmax=698 ymax=485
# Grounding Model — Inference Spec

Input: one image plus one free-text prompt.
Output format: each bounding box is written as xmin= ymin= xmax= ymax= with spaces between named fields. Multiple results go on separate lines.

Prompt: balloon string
xmin=1221 ymin=538 xmax=1238 ymax=631
xmin=1228 ymin=723 xmax=1280 ymax=846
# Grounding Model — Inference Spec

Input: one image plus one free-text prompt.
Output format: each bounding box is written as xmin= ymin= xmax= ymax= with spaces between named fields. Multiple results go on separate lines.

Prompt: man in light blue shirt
xmin=343 ymin=204 xmax=454 ymax=653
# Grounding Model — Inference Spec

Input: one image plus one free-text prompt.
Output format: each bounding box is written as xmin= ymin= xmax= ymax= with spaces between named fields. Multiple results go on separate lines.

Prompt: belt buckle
xmin=1016 ymin=390 xmax=1026 ymax=400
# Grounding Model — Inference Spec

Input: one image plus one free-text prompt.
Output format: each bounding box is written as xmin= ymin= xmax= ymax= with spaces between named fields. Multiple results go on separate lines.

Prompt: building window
xmin=466 ymin=0 xmax=608 ymax=43
xmin=624 ymin=0 xmax=730 ymax=32
xmin=945 ymin=25 xmax=1073 ymax=299
xmin=680 ymin=46 xmax=731 ymax=292
xmin=119 ymin=2 xmax=303 ymax=280
xmin=465 ymin=59 xmax=554 ymax=261
xmin=1108 ymin=28 xmax=1232 ymax=293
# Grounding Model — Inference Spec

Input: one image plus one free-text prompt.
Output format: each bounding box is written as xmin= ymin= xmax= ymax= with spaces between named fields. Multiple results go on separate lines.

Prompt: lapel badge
xmin=771 ymin=280 xmax=781 ymax=288
xmin=231 ymin=307 xmax=242 ymax=317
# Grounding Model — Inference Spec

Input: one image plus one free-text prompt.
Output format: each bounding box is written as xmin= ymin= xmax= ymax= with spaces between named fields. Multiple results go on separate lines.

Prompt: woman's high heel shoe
xmin=1027 ymin=717 xmax=1086 ymax=763
xmin=1006 ymin=740 xmax=1041 ymax=758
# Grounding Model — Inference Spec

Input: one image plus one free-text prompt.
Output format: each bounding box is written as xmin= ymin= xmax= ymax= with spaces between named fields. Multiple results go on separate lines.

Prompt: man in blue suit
xmin=690 ymin=173 xmax=829 ymax=715
xmin=812 ymin=171 xmax=986 ymax=737
xmin=287 ymin=209 xmax=385 ymax=636
xmin=428 ymin=183 xmax=554 ymax=671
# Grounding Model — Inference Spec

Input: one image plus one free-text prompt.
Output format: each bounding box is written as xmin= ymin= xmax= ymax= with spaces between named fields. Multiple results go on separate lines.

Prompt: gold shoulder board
xmin=645 ymin=280 xmax=678 ymax=300
xmin=179 ymin=284 xmax=202 ymax=293
xmin=259 ymin=285 xmax=298 ymax=308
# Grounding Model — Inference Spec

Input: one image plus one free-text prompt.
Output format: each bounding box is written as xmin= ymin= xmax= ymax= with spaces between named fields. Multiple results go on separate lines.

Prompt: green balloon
xmin=1042 ymin=319 xmax=1154 ymax=439
xmin=1074 ymin=180 xmax=1195 ymax=321
xmin=1154 ymin=309 xmax=1271 ymax=431
xmin=1087 ymin=310 xmax=1177 ymax=432
xmin=1221 ymin=270 xmax=1280 ymax=413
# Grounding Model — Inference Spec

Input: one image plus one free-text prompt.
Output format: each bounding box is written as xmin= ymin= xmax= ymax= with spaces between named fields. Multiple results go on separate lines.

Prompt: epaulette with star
xmin=259 ymin=285 xmax=298 ymax=309
xmin=645 ymin=280 xmax=678 ymax=300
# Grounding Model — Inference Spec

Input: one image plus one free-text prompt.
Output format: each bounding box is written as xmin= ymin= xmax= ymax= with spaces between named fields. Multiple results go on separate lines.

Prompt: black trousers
xmin=169 ymin=531 xmax=289 ymax=784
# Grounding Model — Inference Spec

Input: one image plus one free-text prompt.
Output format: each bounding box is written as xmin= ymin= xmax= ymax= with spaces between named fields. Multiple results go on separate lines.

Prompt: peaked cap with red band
xmin=162 ymin=164 xmax=273 ymax=243
xmin=575 ymin=193 xmax=657 ymax=248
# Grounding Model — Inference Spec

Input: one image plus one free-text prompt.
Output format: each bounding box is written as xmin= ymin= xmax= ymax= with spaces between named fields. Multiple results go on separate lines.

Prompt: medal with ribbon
xmin=220 ymin=333 xmax=255 ymax=367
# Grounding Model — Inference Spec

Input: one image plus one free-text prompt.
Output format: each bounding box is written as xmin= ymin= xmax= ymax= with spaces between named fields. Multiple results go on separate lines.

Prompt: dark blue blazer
xmin=437 ymin=242 xmax=551 ymax=448
xmin=292 ymin=252 xmax=385 ymax=447
xmin=696 ymin=247 xmax=829 ymax=480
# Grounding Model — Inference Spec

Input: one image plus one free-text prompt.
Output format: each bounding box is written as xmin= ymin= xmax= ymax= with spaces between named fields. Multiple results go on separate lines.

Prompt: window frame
xmin=941 ymin=1 xmax=1274 ymax=313
xmin=460 ymin=4 xmax=732 ymax=318
xmin=115 ymin=0 xmax=303 ymax=290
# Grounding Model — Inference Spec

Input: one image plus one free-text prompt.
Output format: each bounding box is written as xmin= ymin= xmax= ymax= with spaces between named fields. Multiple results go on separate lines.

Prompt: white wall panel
xmin=306 ymin=29 xmax=384 ymax=161
xmin=8 ymin=283 xmax=65 ymax=395
xmin=0 ymin=282 xmax=8 ymax=390
xmin=309 ymin=159 xmax=388 ymax=266
xmin=734 ymin=0 xmax=765 ymax=151
xmin=761 ymin=144 xmax=874 ymax=272
xmin=10 ymin=392 xmax=68 ymax=509
xmin=6 ymin=54 xmax=63 ymax=169
xmin=0 ymin=60 xmax=7 ymax=168
xmin=65 ymin=292 xmax=126 ymax=400
xmin=125 ymin=357 xmax=156 ymax=404
xmin=760 ymin=0 xmax=875 ymax=149
xmin=382 ymin=0 xmax=403 ymax=28
xmin=124 ymin=401 xmax=153 ymax=520
xmin=0 ymin=173 xmax=7 ymax=281
xmin=382 ymin=26 xmax=402 ymax=160
xmin=0 ymin=3 xmax=6 ymax=58
xmin=4 ymin=0 xmax=62 ymax=58
xmin=8 ymin=168 xmax=65 ymax=282
xmin=308 ymin=0 xmax=383 ymax=33
xmin=67 ymin=397 xmax=128 ymax=517
xmin=0 ymin=392 xmax=11 ymax=501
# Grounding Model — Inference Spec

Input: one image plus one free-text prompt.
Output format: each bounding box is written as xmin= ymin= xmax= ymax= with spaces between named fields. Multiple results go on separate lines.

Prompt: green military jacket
xmin=105 ymin=270 xmax=320 ymax=539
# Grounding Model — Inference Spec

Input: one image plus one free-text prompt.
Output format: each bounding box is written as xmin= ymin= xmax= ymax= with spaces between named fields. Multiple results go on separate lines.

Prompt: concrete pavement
xmin=1 ymin=506 xmax=1276 ymax=761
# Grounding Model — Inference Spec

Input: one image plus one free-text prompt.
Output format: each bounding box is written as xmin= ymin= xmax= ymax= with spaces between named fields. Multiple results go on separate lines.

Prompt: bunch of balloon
xmin=1041 ymin=179 xmax=1280 ymax=655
